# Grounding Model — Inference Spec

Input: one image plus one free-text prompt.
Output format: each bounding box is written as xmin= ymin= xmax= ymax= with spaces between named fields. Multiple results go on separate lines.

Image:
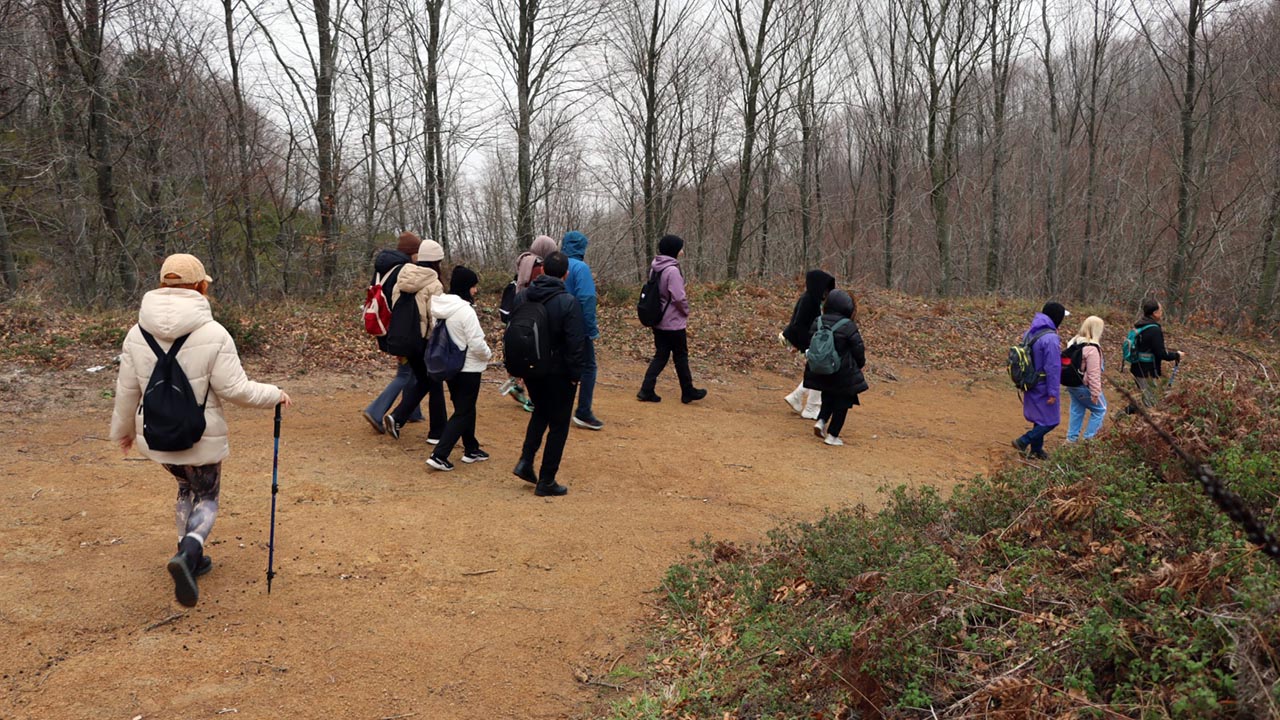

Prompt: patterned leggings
xmin=163 ymin=463 xmax=222 ymax=546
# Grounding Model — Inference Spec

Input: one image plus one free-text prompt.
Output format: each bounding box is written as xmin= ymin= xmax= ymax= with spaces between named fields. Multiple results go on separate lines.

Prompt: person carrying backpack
xmin=1012 ymin=302 xmax=1067 ymax=460
xmin=498 ymin=235 xmax=559 ymax=410
xmin=782 ymin=269 xmax=836 ymax=419
xmin=381 ymin=239 xmax=447 ymax=442
xmin=562 ymin=230 xmax=605 ymax=431
xmin=507 ymin=251 xmax=586 ymax=496
xmin=361 ymin=232 xmax=425 ymax=433
xmin=637 ymin=234 xmax=707 ymax=404
xmin=1064 ymin=315 xmax=1107 ymax=442
xmin=109 ymin=253 xmax=292 ymax=607
xmin=1128 ymin=298 xmax=1185 ymax=409
xmin=425 ymin=266 xmax=493 ymax=472
xmin=803 ymin=290 xmax=867 ymax=447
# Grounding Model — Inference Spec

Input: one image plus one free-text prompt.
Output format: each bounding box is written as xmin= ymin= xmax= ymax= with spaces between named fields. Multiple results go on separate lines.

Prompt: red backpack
xmin=363 ymin=269 xmax=394 ymax=336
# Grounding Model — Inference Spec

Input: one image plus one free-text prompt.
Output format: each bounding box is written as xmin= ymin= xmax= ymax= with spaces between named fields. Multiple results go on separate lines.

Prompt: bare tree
xmin=983 ymin=0 xmax=1028 ymax=292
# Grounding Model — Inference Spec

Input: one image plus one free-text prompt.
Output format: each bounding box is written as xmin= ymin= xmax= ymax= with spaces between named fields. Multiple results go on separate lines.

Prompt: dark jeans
xmin=641 ymin=328 xmax=693 ymax=394
xmin=391 ymin=355 xmax=447 ymax=440
xmin=576 ymin=337 xmax=597 ymax=415
xmin=365 ymin=360 xmax=424 ymax=422
xmin=1018 ymin=423 xmax=1058 ymax=453
xmin=522 ymin=376 xmax=576 ymax=482
xmin=433 ymin=372 xmax=482 ymax=460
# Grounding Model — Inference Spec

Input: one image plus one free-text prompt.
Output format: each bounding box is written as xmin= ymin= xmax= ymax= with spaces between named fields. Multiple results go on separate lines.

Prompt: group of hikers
xmin=1010 ymin=299 xmax=1185 ymax=460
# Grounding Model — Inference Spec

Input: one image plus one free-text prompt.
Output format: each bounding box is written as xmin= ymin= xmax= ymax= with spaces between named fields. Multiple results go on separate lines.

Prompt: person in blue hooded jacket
xmin=561 ymin=230 xmax=604 ymax=430
xmin=1012 ymin=302 xmax=1067 ymax=460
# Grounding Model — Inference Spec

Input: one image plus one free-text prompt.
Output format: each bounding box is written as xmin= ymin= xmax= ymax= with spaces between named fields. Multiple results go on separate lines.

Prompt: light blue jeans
xmin=1066 ymin=386 xmax=1106 ymax=441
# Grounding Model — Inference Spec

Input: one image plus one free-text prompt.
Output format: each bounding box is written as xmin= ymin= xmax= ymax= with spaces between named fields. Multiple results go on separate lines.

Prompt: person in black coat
xmin=781 ymin=270 xmax=836 ymax=418
xmin=361 ymin=233 xmax=424 ymax=432
xmin=1129 ymin=298 xmax=1185 ymax=408
xmin=510 ymin=252 xmax=586 ymax=496
xmin=803 ymin=290 xmax=868 ymax=447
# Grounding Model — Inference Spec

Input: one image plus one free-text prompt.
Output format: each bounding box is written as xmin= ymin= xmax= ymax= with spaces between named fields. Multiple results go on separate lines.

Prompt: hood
xmin=805 ymin=270 xmax=835 ymax=298
xmin=430 ymin=293 xmax=469 ymax=321
xmin=374 ymin=249 xmax=412 ymax=275
xmin=525 ymin=274 xmax=567 ymax=303
xmin=396 ymin=264 xmax=442 ymax=294
xmin=138 ymin=288 xmax=213 ymax=340
xmin=1136 ymin=317 xmax=1159 ymax=328
xmin=530 ymin=235 xmax=558 ymax=259
xmin=824 ymin=289 xmax=854 ymax=318
xmin=562 ymin=231 xmax=588 ymax=260
xmin=1029 ymin=312 xmax=1059 ymax=334
xmin=651 ymin=254 xmax=680 ymax=272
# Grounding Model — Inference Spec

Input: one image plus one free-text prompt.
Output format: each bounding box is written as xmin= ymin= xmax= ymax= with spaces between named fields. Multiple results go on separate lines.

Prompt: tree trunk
xmin=514 ymin=1 xmax=535 ymax=249
xmin=725 ymin=0 xmax=775 ymax=280
xmin=222 ymin=0 xmax=258 ymax=295
xmin=0 ymin=203 xmax=17 ymax=293
xmin=1168 ymin=0 xmax=1202 ymax=314
xmin=314 ymin=0 xmax=339 ymax=290
xmin=1256 ymin=153 xmax=1280 ymax=323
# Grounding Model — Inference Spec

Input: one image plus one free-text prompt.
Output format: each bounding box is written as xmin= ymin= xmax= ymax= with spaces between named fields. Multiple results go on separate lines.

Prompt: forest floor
xmin=1 ymin=283 xmax=1272 ymax=719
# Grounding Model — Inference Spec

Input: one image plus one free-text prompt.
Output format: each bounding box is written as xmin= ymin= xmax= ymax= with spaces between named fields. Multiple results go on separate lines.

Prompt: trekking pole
xmin=1167 ymin=360 xmax=1181 ymax=389
xmin=266 ymin=403 xmax=281 ymax=593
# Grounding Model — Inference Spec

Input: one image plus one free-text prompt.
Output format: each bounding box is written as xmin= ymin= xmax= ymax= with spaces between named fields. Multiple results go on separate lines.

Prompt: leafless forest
xmin=0 ymin=0 xmax=1276 ymax=319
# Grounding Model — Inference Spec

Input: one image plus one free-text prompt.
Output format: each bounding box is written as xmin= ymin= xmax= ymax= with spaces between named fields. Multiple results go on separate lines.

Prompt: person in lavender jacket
xmin=637 ymin=234 xmax=707 ymax=404
xmin=1012 ymin=302 xmax=1068 ymax=460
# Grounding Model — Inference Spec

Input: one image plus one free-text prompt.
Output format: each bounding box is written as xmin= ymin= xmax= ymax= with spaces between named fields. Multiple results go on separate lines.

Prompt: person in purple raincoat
xmin=1012 ymin=302 xmax=1068 ymax=460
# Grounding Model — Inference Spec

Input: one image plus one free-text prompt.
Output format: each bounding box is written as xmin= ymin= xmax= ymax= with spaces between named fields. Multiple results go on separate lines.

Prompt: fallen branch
xmin=145 ymin=612 xmax=185 ymax=631
xmin=461 ymin=569 xmax=497 ymax=576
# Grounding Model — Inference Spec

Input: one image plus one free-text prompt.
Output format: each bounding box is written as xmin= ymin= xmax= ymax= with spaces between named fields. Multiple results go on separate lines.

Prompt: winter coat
xmin=561 ymin=231 xmax=599 ymax=339
xmin=371 ymin=248 xmax=412 ymax=353
xmin=430 ymin=293 xmax=493 ymax=373
xmin=650 ymin=254 xmax=689 ymax=331
xmin=1022 ymin=313 xmax=1063 ymax=426
xmin=1129 ymin=317 xmax=1179 ymax=378
xmin=1067 ymin=340 xmax=1105 ymax=405
xmin=390 ymin=263 xmax=444 ymax=339
xmin=516 ymin=275 xmax=588 ymax=380
xmin=802 ymin=292 xmax=868 ymax=400
xmin=783 ymin=270 xmax=835 ymax=351
xmin=109 ymin=288 xmax=283 ymax=467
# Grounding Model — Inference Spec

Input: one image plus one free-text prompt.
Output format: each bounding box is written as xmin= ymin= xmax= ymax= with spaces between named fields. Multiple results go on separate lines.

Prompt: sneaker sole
xmin=427 ymin=438 xmax=441 ymax=445
xmin=426 ymin=458 xmax=454 ymax=471
xmin=362 ymin=411 xmax=384 ymax=434
xmin=383 ymin=415 xmax=399 ymax=439
xmin=461 ymin=455 xmax=489 ymax=464
xmin=572 ymin=417 xmax=603 ymax=430
xmin=167 ymin=554 xmax=199 ymax=607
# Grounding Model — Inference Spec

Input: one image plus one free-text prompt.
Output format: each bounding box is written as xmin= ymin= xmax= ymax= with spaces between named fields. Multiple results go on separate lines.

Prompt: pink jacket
xmin=1081 ymin=344 xmax=1103 ymax=404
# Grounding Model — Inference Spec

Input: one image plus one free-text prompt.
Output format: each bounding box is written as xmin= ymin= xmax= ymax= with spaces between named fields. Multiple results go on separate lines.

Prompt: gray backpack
xmin=806 ymin=318 xmax=850 ymax=375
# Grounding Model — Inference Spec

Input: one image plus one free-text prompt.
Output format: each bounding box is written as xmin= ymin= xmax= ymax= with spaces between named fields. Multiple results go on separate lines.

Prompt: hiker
xmin=804 ymin=290 xmax=868 ymax=447
xmin=498 ymin=234 xmax=559 ymax=411
xmin=1064 ymin=315 xmax=1107 ymax=442
xmin=562 ymin=230 xmax=605 ymax=431
xmin=637 ymin=234 xmax=707 ymax=404
xmin=781 ymin=270 xmax=836 ymax=419
xmin=381 ymin=238 xmax=448 ymax=443
xmin=109 ymin=253 xmax=292 ymax=607
xmin=426 ymin=266 xmax=493 ymax=471
xmin=1128 ymin=298 xmax=1185 ymax=409
xmin=361 ymin=232 xmax=425 ymax=432
xmin=1012 ymin=302 xmax=1068 ymax=460
xmin=508 ymin=251 xmax=586 ymax=496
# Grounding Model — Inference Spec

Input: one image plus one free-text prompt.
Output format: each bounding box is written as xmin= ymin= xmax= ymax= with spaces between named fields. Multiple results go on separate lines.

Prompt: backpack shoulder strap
xmin=139 ymin=328 xmax=164 ymax=359
xmin=1028 ymin=328 xmax=1053 ymax=345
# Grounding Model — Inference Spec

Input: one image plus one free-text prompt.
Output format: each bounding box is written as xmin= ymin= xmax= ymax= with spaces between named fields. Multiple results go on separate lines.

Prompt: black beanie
xmin=450 ymin=265 xmax=479 ymax=303
xmin=658 ymin=234 xmax=684 ymax=258
xmin=1042 ymin=301 xmax=1067 ymax=328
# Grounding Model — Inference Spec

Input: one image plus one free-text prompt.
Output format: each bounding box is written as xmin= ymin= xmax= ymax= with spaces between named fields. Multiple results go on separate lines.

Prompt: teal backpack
xmin=806 ymin=318 xmax=851 ymax=375
xmin=1122 ymin=324 xmax=1158 ymax=365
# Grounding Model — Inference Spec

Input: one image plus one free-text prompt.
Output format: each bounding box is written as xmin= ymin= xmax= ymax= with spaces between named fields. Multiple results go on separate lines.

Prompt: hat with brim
xmin=160 ymin=253 xmax=213 ymax=285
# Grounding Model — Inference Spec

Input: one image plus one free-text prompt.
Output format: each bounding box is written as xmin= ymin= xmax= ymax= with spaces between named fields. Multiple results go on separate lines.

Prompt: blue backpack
xmin=424 ymin=320 xmax=466 ymax=381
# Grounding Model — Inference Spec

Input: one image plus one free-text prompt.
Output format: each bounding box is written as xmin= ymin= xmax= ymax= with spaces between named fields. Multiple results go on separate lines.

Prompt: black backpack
xmin=138 ymin=329 xmax=208 ymax=452
xmin=1061 ymin=342 xmax=1097 ymax=388
xmin=504 ymin=294 xmax=557 ymax=378
xmin=383 ymin=291 xmax=424 ymax=358
xmin=499 ymin=279 xmax=518 ymax=324
xmin=636 ymin=267 xmax=670 ymax=327
xmin=1008 ymin=328 xmax=1054 ymax=392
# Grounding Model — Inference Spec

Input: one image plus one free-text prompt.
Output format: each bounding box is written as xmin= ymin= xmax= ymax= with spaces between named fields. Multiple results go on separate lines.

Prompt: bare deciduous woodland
xmin=1 ymin=0 xmax=1276 ymax=320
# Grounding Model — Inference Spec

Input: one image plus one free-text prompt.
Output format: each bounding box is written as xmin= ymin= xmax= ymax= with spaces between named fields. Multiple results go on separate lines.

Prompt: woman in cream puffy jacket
xmin=109 ymin=254 xmax=289 ymax=607
xmin=425 ymin=266 xmax=493 ymax=471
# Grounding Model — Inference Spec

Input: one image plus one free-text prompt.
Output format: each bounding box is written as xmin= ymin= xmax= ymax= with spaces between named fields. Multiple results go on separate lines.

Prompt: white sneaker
xmin=813 ymin=419 xmax=828 ymax=438
xmin=824 ymin=435 xmax=844 ymax=447
xmin=784 ymin=392 xmax=804 ymax=414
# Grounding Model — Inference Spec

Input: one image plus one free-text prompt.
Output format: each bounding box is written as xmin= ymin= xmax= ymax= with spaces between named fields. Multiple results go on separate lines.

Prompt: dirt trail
xmin=1 ymin=359 xmax=1025 ymax=719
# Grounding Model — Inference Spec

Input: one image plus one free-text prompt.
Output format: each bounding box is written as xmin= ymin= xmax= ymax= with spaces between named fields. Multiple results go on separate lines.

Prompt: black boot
xmin=513 ymin=458 xmax=538 ymax=484
xmin=535 ymin=476 xmax=569 ymax=497
xmin=636 ymin=389 xmax=662 ymax=402
xmin=167 ymin=536 xmax=203 ymax=607
xmin=681 ymin=387 xmax=707 ymax=404
xmin=177 ymin=541 xmax=213 ymax=577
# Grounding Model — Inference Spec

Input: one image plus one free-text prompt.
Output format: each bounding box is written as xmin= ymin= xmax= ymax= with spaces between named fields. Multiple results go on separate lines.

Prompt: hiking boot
xmin=535 ymin=479 xmax=569 ymax=497
xmin=824 ymin=435 xmax=844 ymax=447
xmin=167 ymin=537 xmax=203 ymax=607
xmin=814 ymin=419 xmax=828 ymax=438
xmin=383 ymin=413 xmax=402 ymax=440
xmin=461 ymin=449 xmax=490 ymax=464
xmin=681 ymin=388 xmax=707 ymax=404
xmin=177 ymin=541 xmax=213 ymax=577
xmin=1029 ymin=449 xmax=1050 ymax=461
xmin=573 ymin=411 xmax=604 ymax=431
xmin=1011 ymin=438 xmax=1029 ymax=455
xmin=513 ymin=458 xmax=539 ymax=484
xmin=426 ymin=455 xmax=454 ymax=471
xmin=361 ymin=410 xmax=384 ymax=434
xmin=636 ymin=389 xmax=662 ymax=403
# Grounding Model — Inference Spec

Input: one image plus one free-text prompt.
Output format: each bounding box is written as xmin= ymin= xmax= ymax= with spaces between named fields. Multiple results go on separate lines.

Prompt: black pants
xmin=433 ymin=371 xmax=482 ymax=460
xmin=641 ymin=328 xmax=693 ymax=394
xmin=521 ymin=376 xmax=576 ymax=482
xmin=392 ymin=354 xmax=448 ymax=440
xmin=817 ymin=393 xmax=855 ymax=437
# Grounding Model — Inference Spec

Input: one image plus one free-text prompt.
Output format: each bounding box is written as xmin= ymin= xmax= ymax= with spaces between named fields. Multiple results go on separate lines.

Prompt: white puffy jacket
xmin=429 ymin=293 xmax=493 ymax=373
xmin=109 ymin=288 xmax=283 ymax=466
